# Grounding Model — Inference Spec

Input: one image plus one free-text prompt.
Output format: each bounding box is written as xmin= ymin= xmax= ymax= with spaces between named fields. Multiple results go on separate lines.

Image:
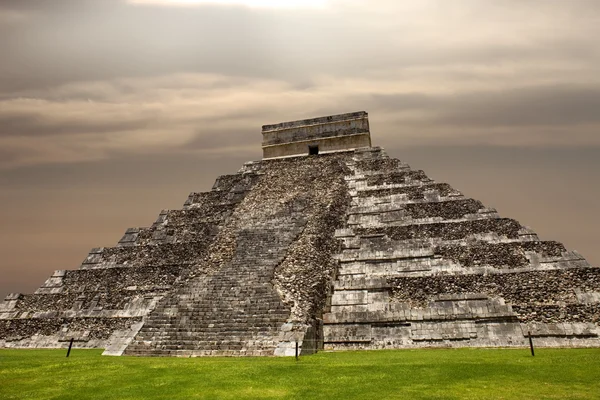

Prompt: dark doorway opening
xmin=309 ymin=145 xmax=319 ymax=155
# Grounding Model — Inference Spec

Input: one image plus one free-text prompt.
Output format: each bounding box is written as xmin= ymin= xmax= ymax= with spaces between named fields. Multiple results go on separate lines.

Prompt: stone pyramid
xmin=1 ymin=111 xmax=599 ymax=356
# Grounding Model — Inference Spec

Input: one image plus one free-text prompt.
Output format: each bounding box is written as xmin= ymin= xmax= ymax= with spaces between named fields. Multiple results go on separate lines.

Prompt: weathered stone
xmin=262 ymin=111 xmax=371 ymax=159
xmin=322 ymin=145 xmax=600 ymax=350
xmin=1 ymin=112 xmax=599 ymax=355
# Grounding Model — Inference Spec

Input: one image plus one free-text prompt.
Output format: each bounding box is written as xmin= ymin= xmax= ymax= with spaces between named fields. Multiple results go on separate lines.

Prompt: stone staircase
xmin=124 ymin=214 xmax=307 ymax=356
xmin=123 ymin=154 xmax=352 ymax=357
xmin=0 ymin=169 xmax=261 ymax=350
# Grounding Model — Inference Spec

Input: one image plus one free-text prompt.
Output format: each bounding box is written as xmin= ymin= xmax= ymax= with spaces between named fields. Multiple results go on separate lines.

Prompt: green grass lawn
xmin=1 ymin=348 xmax=599 ymax=400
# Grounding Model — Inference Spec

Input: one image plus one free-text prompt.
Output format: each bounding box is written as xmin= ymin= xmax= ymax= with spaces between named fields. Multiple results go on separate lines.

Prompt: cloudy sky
xmin=1 ymin=0 xmax=599 ymax=298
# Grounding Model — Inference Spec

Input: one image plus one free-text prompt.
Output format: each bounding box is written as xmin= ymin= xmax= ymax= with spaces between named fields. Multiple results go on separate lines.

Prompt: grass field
xmin=1 ymin=348 xmax=599 ymax=399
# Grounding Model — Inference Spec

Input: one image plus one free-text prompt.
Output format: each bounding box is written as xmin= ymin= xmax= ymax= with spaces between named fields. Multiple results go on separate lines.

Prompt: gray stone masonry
xmin=262 ymin=111 xmax=371 ymax=159
xmin=323 ymin=146 xmax=600 ymax=350
xmin=1 ymin=117 xmax=599 ymax=354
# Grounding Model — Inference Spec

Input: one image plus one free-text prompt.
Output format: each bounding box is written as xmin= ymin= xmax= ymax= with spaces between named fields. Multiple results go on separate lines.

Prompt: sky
xmin=1 ymin=0 xmax=599 ymax=298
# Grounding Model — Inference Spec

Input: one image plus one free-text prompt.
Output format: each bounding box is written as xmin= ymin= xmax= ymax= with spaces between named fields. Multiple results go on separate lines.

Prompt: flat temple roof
xmin=262 ymin=111 xmax=368 ymax=133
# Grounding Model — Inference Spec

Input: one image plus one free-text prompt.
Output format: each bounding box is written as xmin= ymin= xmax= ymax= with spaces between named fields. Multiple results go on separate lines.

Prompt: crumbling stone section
xmin=1 ymin=317 xmax=142 ymax=342
xmin=389 ymin=268 xmax=600 ymax=306
xmin=212 ymin=172 xmax=259 ymax=193
xmin=404 ymin=199 xmax=484 ymax=219
xmin=357 ymin=183 xmax=455 ymax=200
xmin=61 ymin=266 xmax=185 ymax=292
xmin=120 ymin=219 xmax=217 ymax=247
xmin=365 ymin=170 xmax=428 ymax=186
xmin=389 ymin=268 xmax=600 ymax=323
xmin=512 ymin=305 xmax=600 ymax=324
xmin=100 ymin=241 xmax=216 ymax=268
xmin=183 ymin=193 xmax=240 ymax=214
xmin=13 ymin=292 xmax=157 ymax=314
xmin=273 ymin=163 xmax=351 ymax=324
xmin=356 ymin=219 xmax=523 ymax=241
xmin=355 ymin=157 xmax=407 ymax=173
xmin=435 ymin=241 xmax=567 ymax=269
xmin=11 ymin=266 xmax=183 ymax=314
xmin=14 ymin=294 xmax=80 ymax=313
xmin=165 ymin=209 xmax=228 ymax=226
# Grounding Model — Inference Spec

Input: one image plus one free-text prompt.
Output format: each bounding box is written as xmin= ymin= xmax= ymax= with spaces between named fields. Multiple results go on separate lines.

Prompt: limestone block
xmin=410 ymin=322 xmax=476 ymax=341
xmin=330 ymin=304 xmax=369 ymax=314
xmin=36 ymin=271 xmax=65 ymax=292
xmin=380 ymin=210 xmax=408 ymax=223
xmin=575 ymin=291 xmax=600 ymax=304
xmin=4 ymin=293 xmax=22 ymax=301
xmin=103 ymin=321 xmax=145 ymax=356
xmin=341 ymin=237 xmax=361 ymax=250
xmin=82 ymin=249 xmax=104 ymax=265
xmin=273 ymin=342 xmax=298 ymax=356
xmin=338 ymin=261 xmax=366 ymax=276
xmin=474 ymin=322 xmax=525 ymax=346
xmin=371 ymin=325 xmax=412 ymax=346
xmin=118 ymin=230 xmax=139 ymax=246
xmin=323 ymin=324 xmax=371 ymax=343
xmin=330 ymin=289 xmax=368 ymax=305
xmin=335 ymin=228 xmax=355 ymax=238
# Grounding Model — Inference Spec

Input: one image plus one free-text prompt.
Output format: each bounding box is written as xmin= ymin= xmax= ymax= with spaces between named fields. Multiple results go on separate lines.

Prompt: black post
xmin=295 ymin=341 xmax=299 ymax=361
xmin=528 ymin=331 xmax=535 ymax=357
xmin=66 ymin=338 xmax=74 ymax=358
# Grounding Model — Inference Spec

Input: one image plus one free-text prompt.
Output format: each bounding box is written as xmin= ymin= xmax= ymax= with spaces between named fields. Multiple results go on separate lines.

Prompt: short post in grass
xmin=295 ymin=341 xmax=299 ymax=361
xmin=66 ymin=338 xmax=74 ymax=358
xmin=528 ymin=331 xmax=535 ymax=357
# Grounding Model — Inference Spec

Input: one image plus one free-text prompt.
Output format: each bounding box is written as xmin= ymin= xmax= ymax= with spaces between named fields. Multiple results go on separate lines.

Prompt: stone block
xmin=323 ymin=324 xmax=371 ymax=343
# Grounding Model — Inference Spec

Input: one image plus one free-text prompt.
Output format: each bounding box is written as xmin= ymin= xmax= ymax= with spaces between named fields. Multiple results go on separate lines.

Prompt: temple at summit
xmin=1 ymin=111 xmax=599 ymax=356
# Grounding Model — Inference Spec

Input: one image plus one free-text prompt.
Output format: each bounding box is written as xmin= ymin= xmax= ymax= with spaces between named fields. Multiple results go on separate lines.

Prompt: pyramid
xmin=1 ymin=111 xmax=599 ymax=356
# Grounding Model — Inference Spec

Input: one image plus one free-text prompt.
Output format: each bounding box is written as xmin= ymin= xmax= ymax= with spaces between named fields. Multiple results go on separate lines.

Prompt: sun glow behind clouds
xmin=128 ymin=0 xmax=330 ymax=8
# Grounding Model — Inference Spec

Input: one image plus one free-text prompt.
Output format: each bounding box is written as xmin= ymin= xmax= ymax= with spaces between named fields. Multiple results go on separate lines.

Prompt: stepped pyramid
xmin=1 ymin=111 xmax=599 ymax=356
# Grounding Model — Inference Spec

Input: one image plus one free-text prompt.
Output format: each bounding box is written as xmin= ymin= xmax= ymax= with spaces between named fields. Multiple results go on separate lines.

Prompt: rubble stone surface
xmin=356 ymin=219 xmax=523 ymax=241
xmin=435 ymin=241 xmax=567 ymax=268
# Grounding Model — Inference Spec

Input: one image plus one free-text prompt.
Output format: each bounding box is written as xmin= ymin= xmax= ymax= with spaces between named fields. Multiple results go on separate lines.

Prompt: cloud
xmin=371 ymin=85 xmax=600 ymax=127
xmin=0 ymin=0 xmax=599 ymax=169
xmin=0 ymin=74 xmax=298 ymax=168
xmin=436 ymin=86 xmax=600 ymax=127
xmin=128 ymin=0 xmax=330 ymax=9
xmin=2 ymin=72 xmax=600 ymax=170
xmin=2 ymin=0 xmax=599 ymax=93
